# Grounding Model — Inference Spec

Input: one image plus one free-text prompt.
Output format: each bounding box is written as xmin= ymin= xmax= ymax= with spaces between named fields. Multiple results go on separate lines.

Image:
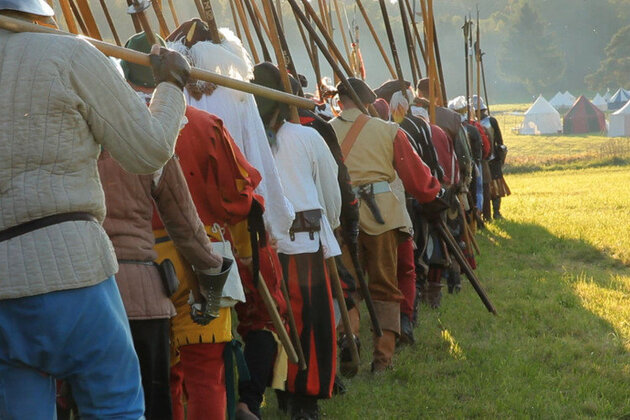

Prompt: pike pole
xmin=0 ymin=15 xmax=315 ymax=110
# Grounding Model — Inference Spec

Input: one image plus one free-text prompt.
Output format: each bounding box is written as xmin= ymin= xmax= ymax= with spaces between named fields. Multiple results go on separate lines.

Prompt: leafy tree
xmin=497 ymin=1 xmax=565 ymax=94
xmin=585 ymin=25 xmax=630 ymax=91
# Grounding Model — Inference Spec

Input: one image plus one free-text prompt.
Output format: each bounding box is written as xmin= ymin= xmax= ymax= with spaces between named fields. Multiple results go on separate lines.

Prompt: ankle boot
xmin=338 ymin=307 xmax=360 ymax=377
xmin=371 ymin=330 xmax=397 ymax=373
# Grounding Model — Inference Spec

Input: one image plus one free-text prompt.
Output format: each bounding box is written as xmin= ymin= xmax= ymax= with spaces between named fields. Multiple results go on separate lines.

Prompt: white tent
xmin=519 ymin=95 xmax=562 ymax=135
xmin=608 ymin=100 xmax=630 ymax=137
xmin=563 ymin=91 xmax=576 ymax=106
xmin=603 ymin=88 xmax=612 ymax=102
xmin=592 ymin=93 xmax=608 ymax=111
xmin=549 ymin=92 xmax=567 ymax=109
xmin=608 ymin=88 xmax=630 ymax=111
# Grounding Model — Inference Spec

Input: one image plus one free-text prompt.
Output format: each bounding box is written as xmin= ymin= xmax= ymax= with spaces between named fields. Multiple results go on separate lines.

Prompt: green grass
xmin=259 ymin=118 xmax=630 ymax=417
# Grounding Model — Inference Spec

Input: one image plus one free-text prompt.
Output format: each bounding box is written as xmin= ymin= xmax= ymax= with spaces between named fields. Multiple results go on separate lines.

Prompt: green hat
xmin=120 ymin=32 xmax=166 ymax=88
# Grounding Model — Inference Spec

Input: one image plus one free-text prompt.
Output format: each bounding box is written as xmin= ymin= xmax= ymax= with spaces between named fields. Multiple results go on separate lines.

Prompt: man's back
xmin=0 ymin=30 xmax=185 ymax=299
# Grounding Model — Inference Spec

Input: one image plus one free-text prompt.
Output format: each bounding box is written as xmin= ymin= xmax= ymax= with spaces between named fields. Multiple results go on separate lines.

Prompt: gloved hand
xmin=149 ymin=44 xmax=191 ymax=90
xmin=189 ymin=258 xmax=233 ymax=325
xmin=421 ymin=185 xmax=458 ymax=221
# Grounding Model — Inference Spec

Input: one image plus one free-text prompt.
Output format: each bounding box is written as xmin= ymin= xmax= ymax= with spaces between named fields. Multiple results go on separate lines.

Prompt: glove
xmin=189 ymin=258 xmax=233 ymax=325
xmin=149 ymin=45 xmax=191 ymax=90
xmin=421 ymin=185 xmax=458 ymax=221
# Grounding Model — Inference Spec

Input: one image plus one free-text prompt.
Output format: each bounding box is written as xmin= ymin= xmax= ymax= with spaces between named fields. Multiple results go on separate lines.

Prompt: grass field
xmin=260 ymin=105 xmax=630 ymax=418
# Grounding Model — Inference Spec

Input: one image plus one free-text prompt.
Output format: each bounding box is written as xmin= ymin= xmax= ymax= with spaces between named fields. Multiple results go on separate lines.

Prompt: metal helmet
xmin=0 ymin=0 xmax=54 ymax=17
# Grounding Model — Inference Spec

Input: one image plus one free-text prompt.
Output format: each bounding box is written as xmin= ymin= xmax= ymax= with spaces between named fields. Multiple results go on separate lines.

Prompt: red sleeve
xmin=474 ymin=121 xmax=492 ymax=159
xmin=393 ymin=129 xmax=441 ymax=203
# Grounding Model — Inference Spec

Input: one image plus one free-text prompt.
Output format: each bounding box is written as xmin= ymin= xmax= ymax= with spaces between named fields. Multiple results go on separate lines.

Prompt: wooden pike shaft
xmin=69 ymin=0 xmax=88 ymax=35
xmin=193 ymin=0 xmax=205 ymax=19
xmin=136 ymin=9 xmax=157 ymax=45
xmin=58 ymin=0 xmax=79 ymax=34
xmin=354 ymin=0 xmax=396 ymax=79
xmin=299 ymin=0 xmax=354 ymax=77
xmin=75 ymin=0 xmax=102 ymax=40
xmin=232 ymin=0 xmax=260 ymax=63
xmin=256 ymin=272 xmax=299 ymax=364
xmin=168 ymin=0 xmax=180 ymax=27
xmin=332 ymin=0 xmax=352 ymax=68
xmin=398 ymin=0 xmax=418 ymax=86
xmin=279 ymin=270 xmax=307 ymax=370
xmin=377 ymin=0 xmax=406 ymax=93
xmin=269 ymin=0 xmax=298 ymax=77
xmin=287 ymin=0 xmax=368 ymax=114
xmin=228 ymin=0 xmax=242 ymax=41
xmin=327 ymin=258 xmax=360 ymax=373
xmin=403 ymin=0 xmax=426 ymax=71
xmin=0 ymin=16 xmax=315 ymax=109
xmin=125 ymin=0 xmax=142 ymax=32
xmin=242 ymin=0 xmax=272 ymax=61
xmin=248 ymin=0 xmax=271 ymax=41
xmin=198 ymin=0 xmax=221 ymax=43
xmin=420 ymin=0 xmax=436 ymax=122
xmin=261 ymin=0 xmax=300 ymax=123
xmin=98 ymin=0 xmax=121 ymax=46
xmin=433 ymin=19 xmax=447 ymax=105
xmin=151 ymin=0 xmax=171 ymax=39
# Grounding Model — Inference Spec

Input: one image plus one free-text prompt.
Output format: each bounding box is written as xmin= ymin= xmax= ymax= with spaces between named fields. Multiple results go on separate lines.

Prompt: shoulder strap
xmin=340 ymin=114 xmax=370 ymax=159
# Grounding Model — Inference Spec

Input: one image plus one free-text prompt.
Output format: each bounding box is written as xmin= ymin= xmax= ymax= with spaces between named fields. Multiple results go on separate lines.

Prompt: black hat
xmin=166 ymin=18 xmax=215 ymax=48
xmin=252 ymin=62 xmax=289 ymax=123
xmin=374 ymin=79 xmax=412 ymax=104
xmin=336 ymin=77 xmax=376 ymax=105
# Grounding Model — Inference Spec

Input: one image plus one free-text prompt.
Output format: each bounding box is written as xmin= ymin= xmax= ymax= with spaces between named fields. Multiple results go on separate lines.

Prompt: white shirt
xmin=186 ymin=88 xmax=295 ymax=240
xmin=271 ymin=122 xmax=342 ymax=258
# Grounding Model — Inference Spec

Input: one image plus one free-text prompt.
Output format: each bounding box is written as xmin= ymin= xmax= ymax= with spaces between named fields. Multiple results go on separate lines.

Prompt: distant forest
xmin=51 ymin=0 xmax=630 ymax=103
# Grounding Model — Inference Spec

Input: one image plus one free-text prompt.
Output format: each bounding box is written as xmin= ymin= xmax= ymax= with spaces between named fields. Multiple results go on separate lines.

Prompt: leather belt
xmin=0 ymin=212 xmax=98 ymax=243
xmin=352 ymin=181 xmax=391 ymax=195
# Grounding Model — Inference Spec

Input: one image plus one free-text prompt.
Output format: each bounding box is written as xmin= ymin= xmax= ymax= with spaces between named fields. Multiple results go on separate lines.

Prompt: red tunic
xmin=430 ymin=124 xmax=460 ymax=186
xmin=392 ymin=129 xmax=442 ymax=203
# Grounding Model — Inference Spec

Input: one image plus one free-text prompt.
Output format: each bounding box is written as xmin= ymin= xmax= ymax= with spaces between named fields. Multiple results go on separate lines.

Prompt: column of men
xmin=0 ymin=2 xmax=506 ymax=420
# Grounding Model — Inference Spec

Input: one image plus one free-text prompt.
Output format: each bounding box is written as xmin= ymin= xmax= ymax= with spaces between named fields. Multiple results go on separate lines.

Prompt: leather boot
xmin=398 ymin=313 xmax=415 ymax=346
xmin=371 ymin=330 xmax=397 ymax=373
xmin=427 ymin=281 xmax=444 ymax=309
xmin=371 ymin=300 xmax=400 ymax=373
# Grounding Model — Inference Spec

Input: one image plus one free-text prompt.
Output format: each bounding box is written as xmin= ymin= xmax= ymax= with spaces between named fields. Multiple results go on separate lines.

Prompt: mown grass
xmin=261 ymin=165 xmax=630 ymax=418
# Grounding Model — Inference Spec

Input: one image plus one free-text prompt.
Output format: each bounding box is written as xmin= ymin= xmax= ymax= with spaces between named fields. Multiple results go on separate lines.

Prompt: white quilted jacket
xmin=0 ymin=28 xmax=186 ymax=299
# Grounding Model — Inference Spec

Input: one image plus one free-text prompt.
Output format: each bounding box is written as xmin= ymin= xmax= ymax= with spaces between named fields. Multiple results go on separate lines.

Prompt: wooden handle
xmin=0 ymin=16 xmax=315 ymax=110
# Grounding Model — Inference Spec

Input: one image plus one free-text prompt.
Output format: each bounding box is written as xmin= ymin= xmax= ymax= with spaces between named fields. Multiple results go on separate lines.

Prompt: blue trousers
xmin=475 ymin=162 xmax=484 ymax=210
xmin=0 ymin=277 xmax=144 ymax=419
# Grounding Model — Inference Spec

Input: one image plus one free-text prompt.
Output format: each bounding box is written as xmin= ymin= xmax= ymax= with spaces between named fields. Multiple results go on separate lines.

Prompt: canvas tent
xmin=608 ymin=100 xmax=630 ymax=137
xmin=563 ymin=96 xmax=606 ymax=134
xmin=563 ymin=91 xmax=576 ymax=106
xmin=608 ymin=88 xmax=630 ymax=111
xmin=519 ymin=95 xmax=562 ymax=135
xmin=592 ymin=93 xmax=608 ymax=111
xmin=549 ymin=91 xmax=567 ymax=109
xmin=603 ymin=88 xmax=612 ymax=102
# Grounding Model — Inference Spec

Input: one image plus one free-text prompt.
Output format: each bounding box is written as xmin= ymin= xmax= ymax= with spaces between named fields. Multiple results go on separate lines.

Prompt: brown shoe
xmin=426 ymin=281 xmax=444 ymax=309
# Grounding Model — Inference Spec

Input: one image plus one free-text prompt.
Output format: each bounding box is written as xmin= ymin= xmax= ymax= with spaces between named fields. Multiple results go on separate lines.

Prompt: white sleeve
xmin=312 ymin=131 xmax=342 ymax=230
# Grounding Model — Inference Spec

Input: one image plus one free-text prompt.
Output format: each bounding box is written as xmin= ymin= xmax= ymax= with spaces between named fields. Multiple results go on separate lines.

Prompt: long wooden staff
xmin=98 ymin=0 xmax=121 ymax=46
xmin=232 ymin=0 xmax=260 ymax=63
xmin=332 ymin=0 xmax=352 ymax=67
xmin=228 ymin=0 xmax=242 ymax=40
xmin=475 ymin=7 xmax=481 ymax=120
xmin=261 ymin=0 xmax=300 ymax=123
xmin=167 ymin=0 xmax=180 ymax=27
xmin=75 ymin=0 xmax=102 ymax=40
xmin=480 ymin=51 xmax=490 ymax=115
xmin=432 ymin=18 xmax=447 ymax=105
xmin=197 ymin=0 xmax=221 ymax=43
xmin=268 ymin=0 xmax=298 ymax=77
xmin=242 ymin=0 xmax=272 ymax=61
xmin=58 ymin=0 xmax=79 ymax=34
xmin=125 ymin=0 xmax=142 ymax=33
xmin=354 ymin=0 xmax=396 ymax=79
xmin=69 ymin=0 xmax=89 ymax=35
xmin=151 ymin=0 xmax=171 ymax=39
xmin=127 ymin=0 xmax=157 ymax=45
xmin=397 ymin=0 xmax=419 ymax=86
xmin=403 ymin=0 xmax=425 ymax=73
xmin=248 ymin=0 xmax=271 ymax=41
xmin=0 ymin=15 xmax=315 ymax=109
xmin=377 ymin=0 xmax=406 ymax=94
xmin=462 ymin=16 xmax=471 ymax=121
xmin=287 ymin=0 xmax=367 ymax=114
xmin=327 ymin=258 xmax=360 ymax=376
